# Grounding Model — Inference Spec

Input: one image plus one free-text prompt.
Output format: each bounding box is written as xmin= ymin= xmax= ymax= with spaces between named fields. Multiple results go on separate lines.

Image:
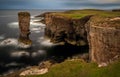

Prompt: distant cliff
xmin=38 ymin=10 xmax=120 ymax=66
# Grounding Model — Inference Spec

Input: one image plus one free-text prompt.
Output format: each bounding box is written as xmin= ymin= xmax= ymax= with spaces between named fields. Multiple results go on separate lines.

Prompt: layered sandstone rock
xmin=38 ymin=11 xmax=120 ymax=66
xmin=86 ymin=16 xmax=120 ymax=66
xmin=44 ymin=13 xmax=91 ymax=46
xmin=18 ymin=12 xmax=32 ymax=48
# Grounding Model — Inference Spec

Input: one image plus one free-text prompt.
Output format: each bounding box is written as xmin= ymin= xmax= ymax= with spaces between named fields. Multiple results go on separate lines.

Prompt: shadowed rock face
xmin=39 ymin=12 xmax=120 ymax=65
xmin=44 ymin=13 xmax=91 ymax=45
xmin=18 ymin=12 xmax=32 ymax=48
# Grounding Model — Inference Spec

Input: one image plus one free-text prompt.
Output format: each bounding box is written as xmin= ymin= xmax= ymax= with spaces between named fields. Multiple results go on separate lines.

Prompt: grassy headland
xmin=21 ymin=59 xmax=120 ymax=77
xmin=50 ymin=9 xmax=120 ymax=19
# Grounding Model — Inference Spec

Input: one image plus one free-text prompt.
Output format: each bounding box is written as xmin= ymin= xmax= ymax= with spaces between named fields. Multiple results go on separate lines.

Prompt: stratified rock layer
xmin=39 ymin=11 xmax=120 ymax=65
xmin=86 ymin=16 xmax=120 ymax=65
xmin=18 ymin=12 xmax=32 ymax=48
xmin=44 ymin=13 xmax=91 ymax=45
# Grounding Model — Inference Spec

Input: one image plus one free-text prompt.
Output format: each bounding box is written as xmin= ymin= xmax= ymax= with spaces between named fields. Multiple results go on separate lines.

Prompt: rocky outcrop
xmin=112 ymin=9 xmax=120 ymax=12
xmin=39 ymin=12 xmax=120 ymax=66
xmin=86 ymin=16 xmax=120 ymax=66
xmin=44 ymin=13 xmax=91 ymax=46
xmin=18 ymin=12 xmax=32 ymax=48
xmin=19 ymin=61 xmax=53 ymax=76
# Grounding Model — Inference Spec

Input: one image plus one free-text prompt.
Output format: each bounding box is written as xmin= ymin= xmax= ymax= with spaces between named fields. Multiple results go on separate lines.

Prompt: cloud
xmin=88 ymin=0 xmax=120 ymax=3
xmin=0 ymin=0 xmax=120 ymax=9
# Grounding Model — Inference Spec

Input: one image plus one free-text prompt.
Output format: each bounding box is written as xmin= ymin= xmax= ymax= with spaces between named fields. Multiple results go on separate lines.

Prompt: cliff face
xmin=18 ymin=12 xmax=30 ymax=38
xmin=39 ymin=11 xmax=120 ymax=66
xmin=44 ymin=13 xmax=91 ymax=46
xmin=86 ymin=16 xmax=120 ymax=65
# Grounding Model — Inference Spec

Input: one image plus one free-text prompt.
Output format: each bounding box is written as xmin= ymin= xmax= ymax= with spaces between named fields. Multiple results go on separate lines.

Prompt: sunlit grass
xmin=54 ymin=9 xmax=120 ymax=19
xmin=23 ymin=59 xmax=120 ymax=77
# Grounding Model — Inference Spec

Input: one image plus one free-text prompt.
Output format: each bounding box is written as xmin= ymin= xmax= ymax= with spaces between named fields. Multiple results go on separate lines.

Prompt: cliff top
xmin=57 ymin=10 xmax=120 ymax=28
xmin=37 ymin=9 xmax=120 ymax=28
xmin=18 ymin=12 xmax=30 ymax=16
xmin=53 ymin=9 xmax=120 ymax=19
xmin=37 ymin=9 xmax=120 ymax=19
xmin=88 ymin=15 xmax=120 ymax=29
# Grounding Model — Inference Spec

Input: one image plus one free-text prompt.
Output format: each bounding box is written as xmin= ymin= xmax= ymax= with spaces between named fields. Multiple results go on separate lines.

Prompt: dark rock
xmin=43 ymin=13 xmax=91 ymax=46
xmin=112 ymin=9 xmax=120 ymax=12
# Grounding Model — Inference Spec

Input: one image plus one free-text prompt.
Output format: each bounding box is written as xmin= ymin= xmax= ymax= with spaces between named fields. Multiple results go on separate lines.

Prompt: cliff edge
xmin=38 ymin=9 xmax=120 ymax=65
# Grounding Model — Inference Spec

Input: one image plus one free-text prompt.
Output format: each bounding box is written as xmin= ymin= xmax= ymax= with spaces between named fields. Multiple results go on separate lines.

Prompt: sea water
xmin=0 ymin=10 xmax=88 ymax=75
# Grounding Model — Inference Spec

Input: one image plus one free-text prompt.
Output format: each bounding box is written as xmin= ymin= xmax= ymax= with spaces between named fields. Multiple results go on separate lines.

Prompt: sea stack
xmin=18 ymin=12 xmax=32 ymax=48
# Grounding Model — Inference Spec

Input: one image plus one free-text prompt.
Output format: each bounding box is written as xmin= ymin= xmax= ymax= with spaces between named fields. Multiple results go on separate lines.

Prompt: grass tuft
xmin=23 ymin=59 xmax=120 ymax=77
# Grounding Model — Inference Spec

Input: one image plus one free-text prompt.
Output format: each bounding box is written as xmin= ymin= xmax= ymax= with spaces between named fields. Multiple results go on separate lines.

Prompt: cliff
xmin=86 ymin=15 xmax=120 ymax=66
xmin=44 ymin=12 xmax=91 ymax=46
xmin=38 ymin=10 xmax=120 ymax=65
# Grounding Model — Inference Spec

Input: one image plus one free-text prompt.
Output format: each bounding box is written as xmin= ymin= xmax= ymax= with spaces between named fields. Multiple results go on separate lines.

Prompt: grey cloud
xmin=0 ymin=0 xmax=120 ymax=9
xmin=88 ymin=0 xmax=120 ymax=3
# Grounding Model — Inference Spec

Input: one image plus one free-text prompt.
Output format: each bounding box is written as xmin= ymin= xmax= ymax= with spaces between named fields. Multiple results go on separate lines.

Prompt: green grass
xmin=54 ymin=9 xmax=120 ymax=19
xmin=23 ymin=59 xmax=120 ymax=77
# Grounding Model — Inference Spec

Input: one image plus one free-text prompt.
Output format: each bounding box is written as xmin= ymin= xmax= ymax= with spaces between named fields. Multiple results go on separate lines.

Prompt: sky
xmin=0 ymin=0 xmax=120 ymax=10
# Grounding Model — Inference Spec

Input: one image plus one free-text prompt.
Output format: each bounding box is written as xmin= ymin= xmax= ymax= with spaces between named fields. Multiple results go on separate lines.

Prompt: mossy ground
xmin=19 ymin=59 xmax=120 ymax=77
xmin=53 ymin=9 xmax=120 ymax=19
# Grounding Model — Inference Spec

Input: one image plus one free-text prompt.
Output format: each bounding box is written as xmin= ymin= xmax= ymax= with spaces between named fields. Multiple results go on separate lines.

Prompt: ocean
xmin=0 ymin=10 xmax=88 ymax=75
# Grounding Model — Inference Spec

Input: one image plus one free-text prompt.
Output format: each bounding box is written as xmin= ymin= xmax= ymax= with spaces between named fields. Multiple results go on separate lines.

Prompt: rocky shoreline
xmin=1 ymin=9 xmax=120 ymax=77
xmin=37 ymin=9 xmax=120 ymax=66
xmin=2 ymin=53 xmax=89 ymax=77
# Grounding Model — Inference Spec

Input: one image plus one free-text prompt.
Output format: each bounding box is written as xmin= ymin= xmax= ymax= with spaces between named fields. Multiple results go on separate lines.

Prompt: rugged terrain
xmin=38 ymin=9 xmax=120 ymax=65
xmin=2 ymin=9 xmax=120 ymax=77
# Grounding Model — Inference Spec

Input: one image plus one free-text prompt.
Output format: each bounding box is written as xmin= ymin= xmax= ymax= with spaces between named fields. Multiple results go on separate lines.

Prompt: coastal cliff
xmin=38 ymin=10 xmax=120 ymax=65
xmin=44 ymin=12 xmax=91 ymax=46
xmin=86 ymin=16 xmax=120 ymax=66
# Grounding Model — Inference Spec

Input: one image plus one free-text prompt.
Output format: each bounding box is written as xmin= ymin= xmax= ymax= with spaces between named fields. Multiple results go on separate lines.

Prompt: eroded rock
xmin=44 ymin=13 xmax=91 ymax=46
xmin=19 ymin=61 xmax=53 ymax=76
xmin=86 ymin=16 xmax=120 ymax=65
xmin=20 ymin=68 xmax=48 ymax=76
xmin=39 ymin=12 xmax=120 ymax=66
xmin=18 ymin=12 xmax=32 ymax=48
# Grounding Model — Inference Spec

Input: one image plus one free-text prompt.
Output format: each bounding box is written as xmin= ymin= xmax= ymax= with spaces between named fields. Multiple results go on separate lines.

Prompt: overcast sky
xmin=0 ymin=0 xmax=120 ymax=9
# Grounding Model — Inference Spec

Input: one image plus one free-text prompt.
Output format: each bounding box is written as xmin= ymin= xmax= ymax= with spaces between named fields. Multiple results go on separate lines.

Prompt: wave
xmin=0 ymin=38 xmax=18 ymax=46
xmin=37 ymin=37 xmax=57 ymax=47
